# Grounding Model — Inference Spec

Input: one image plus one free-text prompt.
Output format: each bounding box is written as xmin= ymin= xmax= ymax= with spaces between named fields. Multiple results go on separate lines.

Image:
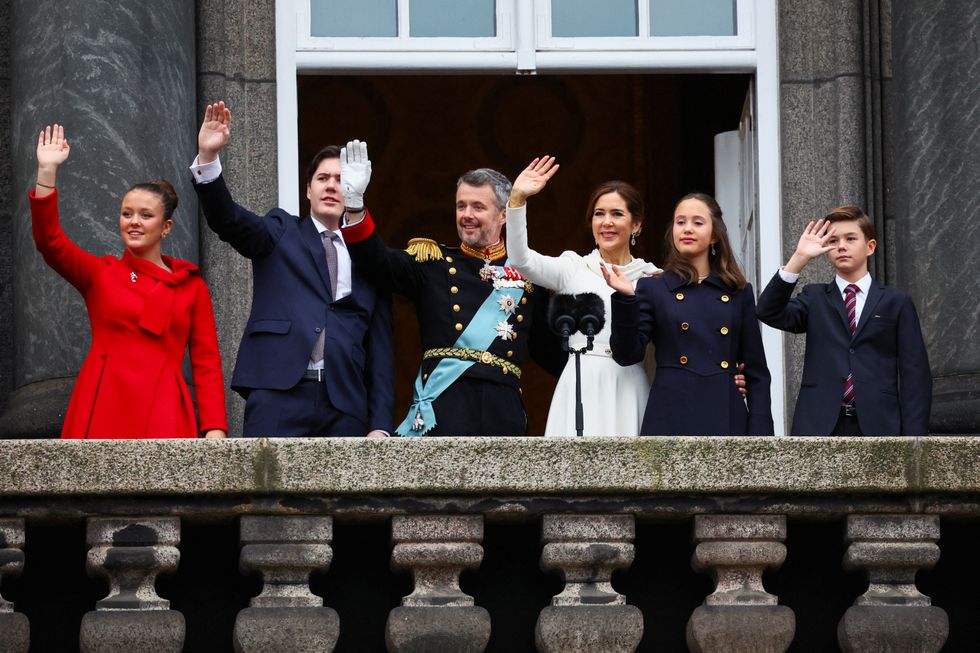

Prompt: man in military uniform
xmin=341 ymin=142 xmax=559 ymax=436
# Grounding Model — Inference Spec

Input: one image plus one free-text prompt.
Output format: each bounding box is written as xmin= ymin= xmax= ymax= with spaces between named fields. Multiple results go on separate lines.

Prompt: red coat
xmin=30 ymin=190 xmax=227 ymax=438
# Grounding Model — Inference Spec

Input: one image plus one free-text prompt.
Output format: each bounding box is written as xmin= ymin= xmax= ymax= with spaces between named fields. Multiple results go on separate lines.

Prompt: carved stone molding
xmin=0 ymin=518 xmax=28 ymax=653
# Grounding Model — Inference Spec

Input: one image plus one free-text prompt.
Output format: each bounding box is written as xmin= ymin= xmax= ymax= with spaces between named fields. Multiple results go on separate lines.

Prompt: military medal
xmin=479 ymin=261 xmax=497 ymax=282
xmin=497 ymin=295 xmax=517 ymax=315
xmin=411 ymin=410 xmax=425 ymax=432
xmin=495 ymin=320 xmax=515 ymax=341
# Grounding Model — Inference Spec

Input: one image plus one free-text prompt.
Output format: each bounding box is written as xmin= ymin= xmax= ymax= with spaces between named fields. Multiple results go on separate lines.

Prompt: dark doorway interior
xmin=298 ymin=73 xmax=750 ymax=433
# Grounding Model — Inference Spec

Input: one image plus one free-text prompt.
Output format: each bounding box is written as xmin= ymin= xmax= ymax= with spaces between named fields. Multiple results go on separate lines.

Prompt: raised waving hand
xmin=508 ymin=156 xmax=559 ymax=208
xmin=599 ymin=261 xmax=635 ymax=297
xmin=783 ymin=218 xmax=837 ymax=274
xmin=35 ymin=124 xmax=70 ymax=197
xmin=198 ymin=101 xmax=232 ymax=164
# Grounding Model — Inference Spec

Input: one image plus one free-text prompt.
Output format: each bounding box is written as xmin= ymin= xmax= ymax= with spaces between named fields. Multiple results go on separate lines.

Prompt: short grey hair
xmin=457 ymin=168 xmax=512 ymax=212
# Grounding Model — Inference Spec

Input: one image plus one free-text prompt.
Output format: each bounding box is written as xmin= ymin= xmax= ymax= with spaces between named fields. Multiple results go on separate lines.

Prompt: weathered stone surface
xmin=536 ymin=605 xmax=643 ymax=653
xmin=1 ymin=437 xmax=980 ymax=497
xmin=234 ymin=516 xmax=338 ymax=653
xmin=81 ymin=517 xmax=184 ymax=652
xmin=0 ymin=518 xmax=27 ymax=653
xmin=838 ymin=514 xmax=948 ymax=652
xmin=687 ymin=605 xmax=795 ymax=653
xmin=687 ymin=516 xmax=793 ymax=652
xmin=0 ymin=612 xmax=30 ymax=653
xmin=387 ymin=515 xmax=489 ymax=653
xmin=233 ymin=607 xmax=339 ymax=653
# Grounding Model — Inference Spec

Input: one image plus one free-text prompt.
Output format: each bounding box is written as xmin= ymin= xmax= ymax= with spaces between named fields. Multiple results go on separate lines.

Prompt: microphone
xmin=574 ymin=292 xmax=606 ymax=341
xmin=548 ymin=294 xmax=578 ymax=352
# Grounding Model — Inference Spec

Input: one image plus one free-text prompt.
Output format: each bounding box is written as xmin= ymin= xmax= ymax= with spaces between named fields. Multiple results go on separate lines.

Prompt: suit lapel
xmin=854 ymin=279 xmax=884 ymax=339
xmin=824 ymin=282 xmax=851 ymax=336
xmin=300 ymin=217 xmax=333 ymax=298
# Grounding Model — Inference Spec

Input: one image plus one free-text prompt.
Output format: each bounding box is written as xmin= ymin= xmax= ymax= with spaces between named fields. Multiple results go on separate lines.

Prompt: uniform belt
xmin=841 ymin=403 xmax=857 ymax=417
xmin=423 ymin=347 xmax=521 ymax=379
xmin=302 ymin=369 xmax=325 ymax=382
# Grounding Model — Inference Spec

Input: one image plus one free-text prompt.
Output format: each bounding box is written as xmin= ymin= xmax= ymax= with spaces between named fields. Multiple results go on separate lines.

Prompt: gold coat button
xmin=520 ymin=297 xmax=527 ymax=305
xmin=449 ymin=267 xmax=457 ymax=275
xmin=455 ymin=323 xmax=463 ymax=331
xmin=502 ymin=367 xmax=509 ymax=375
xmin=681 ymin=322 xmax=690 ymax=331
xmin=507 ymin=350 xmax=513 ymax=358
xmin=721 ymin=294 xmax=730 ymax=303
xmin=445 ymin=256 xmax=453 ymax=263
xmin=422 ymin=373 xmax=429 ymax=380
xmin=680 ymin=356 xmax=688 ymax=364
xmin=720 ymin=361 xmax=730 ymax=369
xmin=720 ymin=326 xmax=730 ymax=335
xmin=451 ymin=286 xmax=459 ymax=294
xmin=675 ymin=292 xmax=685 ymax=301
xmin=511 ymin=332 xmax=518 ymax=340
xmin=453 ymin=304 xmax=461 ymax=312
xmin=517 ymin=315 xmax=524 ymax=322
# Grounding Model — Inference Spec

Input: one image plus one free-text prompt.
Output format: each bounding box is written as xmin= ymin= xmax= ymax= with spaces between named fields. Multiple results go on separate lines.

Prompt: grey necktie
xmin=310 ymin=230 xmax=339 ymax=365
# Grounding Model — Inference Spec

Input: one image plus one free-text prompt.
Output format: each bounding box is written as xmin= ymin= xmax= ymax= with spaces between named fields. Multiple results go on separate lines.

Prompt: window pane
xmin=310 ymin=0 xmax=397 ymax=37
xmin=410 ymin=0 xmax=496 ymax=37
xmin=650 ymin=0 xmax=736 ymax=36
xmin=552 ymin=0 xmax=638 ymax=37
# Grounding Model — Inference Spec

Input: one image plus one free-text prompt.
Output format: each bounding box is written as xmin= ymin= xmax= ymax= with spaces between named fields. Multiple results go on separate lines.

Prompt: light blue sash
xmin=396 ymin=260 xmax=525 ymax=436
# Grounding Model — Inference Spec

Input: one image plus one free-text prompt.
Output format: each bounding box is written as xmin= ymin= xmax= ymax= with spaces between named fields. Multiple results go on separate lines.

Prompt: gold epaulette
xmin=405 ymin=237 xmax=443 ymax=262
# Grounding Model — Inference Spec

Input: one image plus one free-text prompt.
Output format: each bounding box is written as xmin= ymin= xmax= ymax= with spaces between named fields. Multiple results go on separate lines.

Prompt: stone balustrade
xmin=0 ymin=436 xmax=976 ymax=652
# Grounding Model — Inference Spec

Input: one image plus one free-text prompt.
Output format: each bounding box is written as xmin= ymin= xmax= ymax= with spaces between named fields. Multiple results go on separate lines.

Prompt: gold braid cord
xmin=423 ymin=347 xmax=521 ymax=379
xmin=405 ymin=238 xmax=443 ymax=262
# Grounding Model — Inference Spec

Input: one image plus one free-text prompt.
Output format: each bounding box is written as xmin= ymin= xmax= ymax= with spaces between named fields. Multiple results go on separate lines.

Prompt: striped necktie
xmin=842 ymin=283 xmax=859 ymax=404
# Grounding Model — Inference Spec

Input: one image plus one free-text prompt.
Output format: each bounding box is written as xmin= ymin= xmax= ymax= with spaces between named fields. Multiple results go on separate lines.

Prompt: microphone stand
xmin=569 ymin=331 xmax=595 ymax=437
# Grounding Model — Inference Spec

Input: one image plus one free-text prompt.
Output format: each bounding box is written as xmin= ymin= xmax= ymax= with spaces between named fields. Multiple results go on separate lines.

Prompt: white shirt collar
xmin=835 ymin=271 xmax=872 ymax=295
xmin=310 ymin=216 xmax=344 ymax=242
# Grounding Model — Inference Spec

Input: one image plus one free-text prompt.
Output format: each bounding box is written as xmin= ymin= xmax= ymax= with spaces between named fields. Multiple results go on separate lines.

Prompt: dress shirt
xmin=778 ymin=268 xmax=872 ymax=325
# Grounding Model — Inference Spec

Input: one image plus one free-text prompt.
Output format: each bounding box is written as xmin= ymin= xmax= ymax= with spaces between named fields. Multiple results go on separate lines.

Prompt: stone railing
xmin=0 ymin=436 xmax=977 ymax=652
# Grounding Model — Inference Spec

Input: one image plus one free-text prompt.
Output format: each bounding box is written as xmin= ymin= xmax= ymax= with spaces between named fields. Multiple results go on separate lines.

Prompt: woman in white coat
xmin=506 ymin=157 xmax=659 ymax=436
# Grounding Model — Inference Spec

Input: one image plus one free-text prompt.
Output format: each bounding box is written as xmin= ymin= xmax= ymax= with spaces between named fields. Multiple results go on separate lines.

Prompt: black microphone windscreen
xmin=574 ymin=292 xmax=606 ymax=334
xmin=548 ymin=293 xmax=578 ymax=335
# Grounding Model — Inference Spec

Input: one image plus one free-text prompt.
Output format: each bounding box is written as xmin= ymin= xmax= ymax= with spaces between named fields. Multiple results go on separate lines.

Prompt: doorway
xmin=298 ymin=73 xmax=751 ymax=433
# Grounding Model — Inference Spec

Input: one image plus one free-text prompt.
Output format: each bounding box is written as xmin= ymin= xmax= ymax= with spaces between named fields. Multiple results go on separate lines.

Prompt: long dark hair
xmin=661 ymin=192 xmax=747 ymax=290
xmin=127 ymin=179 xmax=178 ymax=220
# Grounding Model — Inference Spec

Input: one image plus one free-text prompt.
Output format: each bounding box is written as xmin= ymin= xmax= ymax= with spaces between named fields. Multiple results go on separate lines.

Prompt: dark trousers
xmin=242 ymin=380 xmax=367 ymax=437
xmin=831 ymin=406 xmax=864 ymax=436
xmin=426 ymin=377 xmax=528 ymax=437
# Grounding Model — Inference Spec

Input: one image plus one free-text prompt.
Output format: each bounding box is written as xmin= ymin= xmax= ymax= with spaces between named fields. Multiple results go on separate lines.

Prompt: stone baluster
xmin=0 ymin=518 xmax=29 ymax=653
xmin=686 ymin=515 xmax=795 ymax=653
xmin=535 ymin=514 xmax=643 ymax=653
xmin=233 ymin=515 xmax=338 ymax=653
xmin=385 ymin=515 xmax=490 ymax=653
xmin=837 ymin=514 xmax=948 ymax=652
xmin=79 ymin=517 xmax=183 ymax=653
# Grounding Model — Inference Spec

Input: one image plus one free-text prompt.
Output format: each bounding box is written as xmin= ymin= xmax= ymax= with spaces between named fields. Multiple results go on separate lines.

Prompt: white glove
xmin=340 ymin=139 xmax=371 ymax=211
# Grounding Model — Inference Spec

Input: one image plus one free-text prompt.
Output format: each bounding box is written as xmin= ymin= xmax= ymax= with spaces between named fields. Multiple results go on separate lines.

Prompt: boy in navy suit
xmin=757 ymin=206 xmax=931 ymax=435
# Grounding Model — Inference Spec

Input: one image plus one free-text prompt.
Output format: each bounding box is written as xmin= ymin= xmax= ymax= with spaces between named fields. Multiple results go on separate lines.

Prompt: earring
xmin=710 ymin=243 xmax=716 ymax=256
xmin=630 ymin=232 xmax=636 ymax=247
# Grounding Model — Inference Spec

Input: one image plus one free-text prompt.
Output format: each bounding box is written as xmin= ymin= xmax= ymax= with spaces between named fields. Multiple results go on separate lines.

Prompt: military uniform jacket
xmin=343 ymin=213 xmax=557 ymax=395
xmin=611 ymin=271 xmax=774 ymax=436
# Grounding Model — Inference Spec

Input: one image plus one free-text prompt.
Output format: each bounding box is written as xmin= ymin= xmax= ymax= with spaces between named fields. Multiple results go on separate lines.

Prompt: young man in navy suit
xmin=190 ymin=101 xmax=394 ymax=437
xmin=757 ymin=206 xmax=931 ymax=436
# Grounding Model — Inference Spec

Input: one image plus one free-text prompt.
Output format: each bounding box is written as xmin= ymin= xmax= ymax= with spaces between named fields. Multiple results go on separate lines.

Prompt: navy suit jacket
xmin=756 ymin=272 xmax=931 ymax=435
xmin=193 ymin=175 xmax=394 ymax=432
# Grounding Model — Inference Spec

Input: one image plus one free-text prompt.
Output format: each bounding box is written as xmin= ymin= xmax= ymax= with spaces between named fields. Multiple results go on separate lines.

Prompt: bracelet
xmin=35 ymin=181 xmax=55 ymax=189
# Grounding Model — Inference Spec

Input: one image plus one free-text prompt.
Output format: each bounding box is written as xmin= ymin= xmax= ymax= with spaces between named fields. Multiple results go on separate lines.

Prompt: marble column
xmin=3 ymin=0 xmax=198 ymax=437
xmin=0 ymin=519 xmax=29 ymax=653
xmin=535 ymin=514 xmax=642 ymax=653
xmin=195 ymin=0 xmax=279 ymax=436
xmin=79 ymin=517 xmax=184 ymax=653
xmin=386 ymin=515 xmax=490 ymax=653
xmin=233 ymin=516 xmax=338 ymax=653
xmin=686 ymin=515 xmax=795 ymax=653
xmin=837 ymin=515 xmax=948 ymax=652
xmin=890 ymin=1 xmax=980 ymax=432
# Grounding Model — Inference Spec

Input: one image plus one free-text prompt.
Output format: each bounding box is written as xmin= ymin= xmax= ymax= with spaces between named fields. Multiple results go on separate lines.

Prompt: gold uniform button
xmin=681 ymin=322 xmax=690 ymax=331
xmin=480 ymin=352 xmax=493 ymax=364
xmin=675 ymin=292 xmax=685 ymax=301
xmin=449 ymin=267 xmax=457 ymax=275
xmin=679 ymin=356 xmax=689 ymax=364
xmin=721 ymin=294 xmax=730 ymax=303
xmin=502 ymin=367 xmax=509 ymax=375
xmin=422 ymin=373 xmax=429 ymax=381
xmin=720 ymin=361 xmax=730 ymax=369
xmin=520 ymin=297 xmax=527 ymax=305
xmin=516 ymin=315 xmax=524 ymax=322
xmin=720 ymin=326 xmax=730 ymax=335
xmin=507 ymin=350 xmax=513 ymax=358
xmin=511 ymin=332 xmax=518 ymax=340
xmin=445 ymin=256 xmax=453 ymax=263
xmin=455 ymin=323 xmax=463 ymax=331
xmin=450 ymin=286 xmax=459 ymax=294
xmin=453 ymin=304 xmax=461 ymax=312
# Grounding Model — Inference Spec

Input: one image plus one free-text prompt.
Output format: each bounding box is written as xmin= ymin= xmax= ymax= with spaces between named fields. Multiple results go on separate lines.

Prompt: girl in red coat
xmin=31 ymin=124 xmax=227 ymax=439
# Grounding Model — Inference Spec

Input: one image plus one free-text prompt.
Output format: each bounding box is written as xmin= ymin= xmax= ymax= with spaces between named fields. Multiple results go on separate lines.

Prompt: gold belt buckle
xmin=480 ymin=351 xmax=493 ymax=364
